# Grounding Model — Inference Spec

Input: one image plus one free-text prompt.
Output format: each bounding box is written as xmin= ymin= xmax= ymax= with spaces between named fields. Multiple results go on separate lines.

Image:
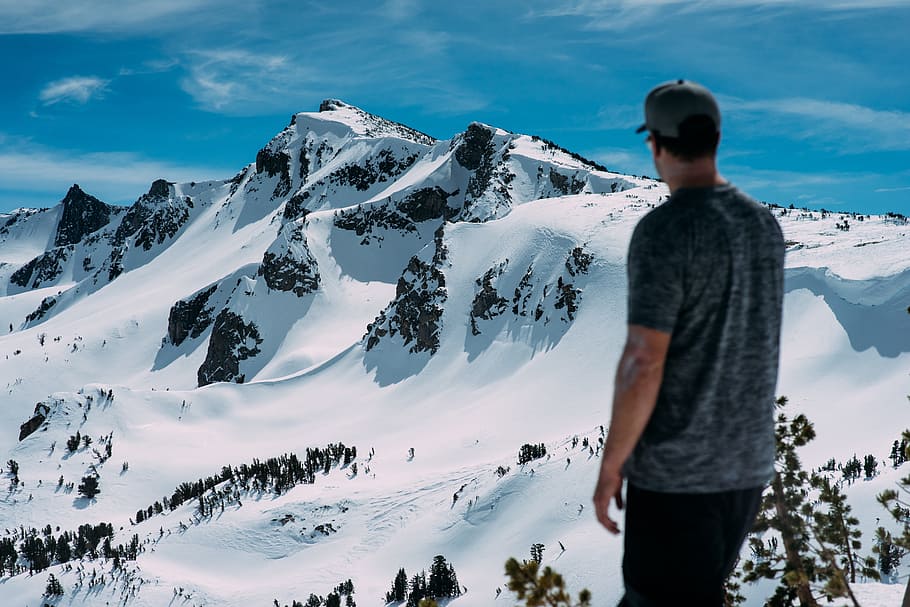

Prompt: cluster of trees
xmin=275 ymin=579 xmax=356 ymax=607
xmin=0 ymin=522 xmax=140 ymax=576
xmin=134 ymin=443 xmax=356 ymax=525
xmin=877 ymin=429 xmax=910 ymax=582
xmin=385 ymin=555 xmax=461 ymax=606
xmin=740 ymin=397 xmax=908 ymax=606
xmin=891 ymin=436 xmax=909 ymax=467
xmin=518 ymin=443 xmax=547 ymax=465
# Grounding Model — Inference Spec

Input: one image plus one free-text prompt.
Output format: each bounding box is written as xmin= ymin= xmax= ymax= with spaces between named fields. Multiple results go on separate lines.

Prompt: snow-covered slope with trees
xmin=0 ymin=101 xmax=907 ymax=607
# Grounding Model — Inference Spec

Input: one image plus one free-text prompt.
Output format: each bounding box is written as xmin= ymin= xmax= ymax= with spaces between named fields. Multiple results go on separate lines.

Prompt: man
xmin=592 ymin=80 xmax=785 ymax=606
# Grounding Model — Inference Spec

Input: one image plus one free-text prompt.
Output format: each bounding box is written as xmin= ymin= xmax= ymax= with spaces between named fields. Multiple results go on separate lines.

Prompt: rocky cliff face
xmin=364 ymin=226 xmax=448 ymax=354
xmin=54 ymin=184 xmax=113 ymax=248
xmin=469 ymin=245 xmax=595 ymax=335
xmin=103 ymin=180 xmax=194 ymax=281
xmin=167 ymin=284 xmax=220 ymax=347
xmin=112 ymin=180 xmax=192 ymax=252
xmin=255 ymin=146 xmax=292 ymax=200
xmin=257 ymin=223 xmax=320 ymax=297
xmin=469 ymin=262 xmax=510 ymax=335
xmin=197 ymin=309 xmax=264 ymax=386
xmin=18 ymin=402 xmax=50 ymax=441
xmin=10 ymin=246 xmax=72 ymax=289
xmin=453 ymin=123 xmax=513 ymax=222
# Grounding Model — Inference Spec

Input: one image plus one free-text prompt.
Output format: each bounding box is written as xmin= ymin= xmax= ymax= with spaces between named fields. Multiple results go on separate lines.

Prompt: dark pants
xmin=618 ymin=482 xmax=765 ymax=607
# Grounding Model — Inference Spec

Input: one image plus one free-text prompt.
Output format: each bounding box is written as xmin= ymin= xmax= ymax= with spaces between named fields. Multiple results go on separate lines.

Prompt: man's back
xmin=623 ymin=183 xmax=786 ymax=493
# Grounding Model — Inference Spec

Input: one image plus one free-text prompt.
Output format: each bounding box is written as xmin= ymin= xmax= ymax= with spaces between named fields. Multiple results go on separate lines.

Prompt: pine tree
xmin=406 ymin=571 xmax=428 ymax=607
xmin=743 ymin=397 xmax=819 ymax=606
xmin=872 ymin=527 xmax=905 ymax=581
xmin=741 ymin=396 xmax=873 ymax=606
xmin=810 ymin=474 xmax=879 ymax=590
xmin=863 ymin=454 xmax=878 ymax=479
xmin=66 ymin=432 xmax=81 ymax=452
xmin=842 ymin=455 xmax=862 ymax=484
xmin=877 ymin=429 xmax=910 ymax=561
xmin=504 ymin=557 xmax=591 ymax=606
xmin=386 ymin=567 xmax=408 ymax=603
xmin=530 ymin=543 xmax=545 ymax=563
xmin=44 ymin=573 xmax=64 ymax=596
xmin=78 ymin=475 xmax=100 ymax=499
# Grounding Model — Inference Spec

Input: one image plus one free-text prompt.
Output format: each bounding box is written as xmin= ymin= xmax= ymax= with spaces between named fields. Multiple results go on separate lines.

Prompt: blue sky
xmin=1 ymin=0 xmax=909 ymax=214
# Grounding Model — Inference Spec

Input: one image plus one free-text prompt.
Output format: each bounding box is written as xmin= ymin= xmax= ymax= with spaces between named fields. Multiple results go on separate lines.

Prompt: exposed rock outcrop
xmin=54 ymin=184 xmax=112 ymax=247
xmin=97 ymin=180 xmax=194 ymax=283
xmin=468 ymin=246 xmax=594 ymax=330
xmin=326 ymin=148 xmax=419 ymax=192
xmin=548 ymin=169 xmax=586 ymax=196
xmin=470 ymin=262 xmax=509 ymax=335
xmin=113 ymin=180 xmax=192 ymax=252
xmin=197 ymin=309 xmax=264 ymax=386
xmin=167 ymin=284 xmax=219 ymax=346
xmin=18 ymin=403 xmax=50 ymax=441
xmin=258 ymin=225 xmax=320 ymax=297
xmin=565 ymin=246 xmax=593 ymax=276
xmin=364 ymin=227 xmax=449 ymax=354
xmin=10 ymin=246 xmax=71 ymax=289
xmin=334 ymin=203 xmax=418 ymax=244
xmin=256 ymin=147 xmax=292 ymax=199
xmin=398 ymin=187 xmax=460 ymax=223
xmin=25 ymin=296 xmax=58 ymax=324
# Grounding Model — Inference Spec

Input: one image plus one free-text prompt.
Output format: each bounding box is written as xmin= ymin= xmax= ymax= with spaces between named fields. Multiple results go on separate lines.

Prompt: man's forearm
xmin=600 ymin=343 xmax=666 ymax=472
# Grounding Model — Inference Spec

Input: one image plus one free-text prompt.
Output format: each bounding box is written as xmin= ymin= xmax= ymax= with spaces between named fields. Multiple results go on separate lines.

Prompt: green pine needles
xmin=741 ymin=396 xmax=880 ymax=607
xmin=503 ymin=558 xmax=591 ymax=607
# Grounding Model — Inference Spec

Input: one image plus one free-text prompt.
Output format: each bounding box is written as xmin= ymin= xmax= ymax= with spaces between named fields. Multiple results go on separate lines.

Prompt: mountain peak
xmin=55 ymin=184 xmax=111 ymax=248
xmin=64 ymin=184 xmax=86 ymax=199
xmin=318 ymin=98 xmax=350 ymax=113
xmin=147 ymin=179 xmax=171 ymax=199
xmin=292 ymin=100 xmax=436 ymax=146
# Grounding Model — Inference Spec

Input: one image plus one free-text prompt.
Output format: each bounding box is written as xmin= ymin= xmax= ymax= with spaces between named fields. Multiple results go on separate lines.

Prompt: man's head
xmin=637 ymin=80 xmax=722 ymax=184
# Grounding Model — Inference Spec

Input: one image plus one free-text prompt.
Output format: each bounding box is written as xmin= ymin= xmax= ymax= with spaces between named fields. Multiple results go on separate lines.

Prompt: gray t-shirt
xmin=622 ymin=183 xmax=785 ymax=493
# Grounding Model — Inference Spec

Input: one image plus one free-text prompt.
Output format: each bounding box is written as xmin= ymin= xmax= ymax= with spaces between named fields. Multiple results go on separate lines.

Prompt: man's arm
xmin=593 ymin=323 xmax=671 ymax=534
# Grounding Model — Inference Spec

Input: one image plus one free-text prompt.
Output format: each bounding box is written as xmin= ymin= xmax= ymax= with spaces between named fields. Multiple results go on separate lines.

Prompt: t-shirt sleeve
xmin=626 ymin=212 xmax=685 ymax=333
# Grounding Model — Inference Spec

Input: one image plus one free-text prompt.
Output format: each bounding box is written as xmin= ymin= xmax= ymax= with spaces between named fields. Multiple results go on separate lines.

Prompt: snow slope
xmin=0 ymin=102 xmax=908 ymax=607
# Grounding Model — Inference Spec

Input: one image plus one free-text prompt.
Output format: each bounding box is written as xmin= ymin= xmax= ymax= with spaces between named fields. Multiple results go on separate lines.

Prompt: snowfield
xmin=0 ymin=101 xmax=907 ymax=606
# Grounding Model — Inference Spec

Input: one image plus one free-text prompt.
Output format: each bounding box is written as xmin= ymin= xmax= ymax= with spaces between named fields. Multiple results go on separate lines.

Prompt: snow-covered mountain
xmin=0 ymin=100 xmax=907 ymax=607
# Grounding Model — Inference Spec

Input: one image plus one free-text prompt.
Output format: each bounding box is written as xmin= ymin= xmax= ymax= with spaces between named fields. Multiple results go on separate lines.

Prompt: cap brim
xmin=635 ymin=124 xmax=647 ymax=133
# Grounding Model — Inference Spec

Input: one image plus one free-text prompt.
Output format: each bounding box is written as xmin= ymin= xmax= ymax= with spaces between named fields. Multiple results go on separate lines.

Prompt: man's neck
xmin=659 ymin=159 xmax=726 ymax=194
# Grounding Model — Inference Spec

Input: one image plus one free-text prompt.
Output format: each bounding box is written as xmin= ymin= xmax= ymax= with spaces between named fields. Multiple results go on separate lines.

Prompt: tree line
xmin=134 ymin=443 xmax=356 ymax=525
xmin=0 ymin=522 xmax=140 ymax=576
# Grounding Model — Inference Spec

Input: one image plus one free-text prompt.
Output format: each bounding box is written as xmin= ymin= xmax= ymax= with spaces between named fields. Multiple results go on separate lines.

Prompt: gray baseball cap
xmin=635 ymin=79 xmax=721 ymax=138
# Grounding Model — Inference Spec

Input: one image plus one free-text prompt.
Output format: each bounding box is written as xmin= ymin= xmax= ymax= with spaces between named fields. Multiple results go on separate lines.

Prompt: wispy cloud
xmin=725 ymin=166 xmax=863 ymax=190
xmin=39 ymin=76 xmax=109 ymax=106
xmin=180 ymin=49 xmax=311 ymax=114
xmin=379 ymin=0 xmax=421 ymax=20
xmin=0 ymin=137 xmax=232 ymax=205
xmin=874 ymin=185 xmax=910 ymax=193
xmin=527 ymin=0 xmax=910 ymax=31
xmin=723 ymin=96 xmax=910 ymax=152
xmin=119 ymin=58 xmax=180 ymax=77
xmin=0 ymin=0 xmax=223 ymax=34
xmin=532 ymin=0 xmax=910 ymax=17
